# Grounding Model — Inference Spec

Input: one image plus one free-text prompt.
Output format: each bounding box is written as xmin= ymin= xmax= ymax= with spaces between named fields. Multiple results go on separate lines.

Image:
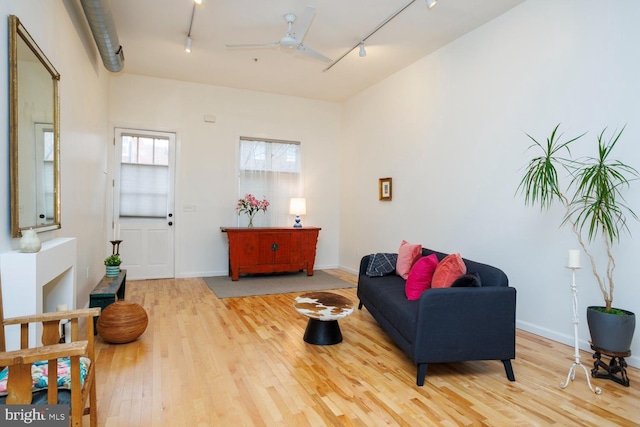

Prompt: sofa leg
xmin=502 ymin=359 xmax=515 ymax=381
xmin=358 ymin=301 xmax=363 ymax=310
xmin=416 ymin=363 xmax=428 ymax=386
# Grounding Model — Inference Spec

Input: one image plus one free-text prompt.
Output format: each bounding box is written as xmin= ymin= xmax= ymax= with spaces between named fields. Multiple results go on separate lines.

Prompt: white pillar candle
xmin=56 ymin=303 xmax=68 ymax=312
xmin=568 ymin=249 xmax=581 ymax=268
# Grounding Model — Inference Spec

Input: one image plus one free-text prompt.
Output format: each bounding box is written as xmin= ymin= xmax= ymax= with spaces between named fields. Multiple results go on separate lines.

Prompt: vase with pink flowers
xmin=236 ymin=194 xmax=269 ymax=227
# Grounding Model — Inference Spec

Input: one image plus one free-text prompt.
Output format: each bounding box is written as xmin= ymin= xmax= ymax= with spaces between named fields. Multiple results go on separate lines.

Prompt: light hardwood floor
xmin=91 ymin=271 xmax=640 ymax=426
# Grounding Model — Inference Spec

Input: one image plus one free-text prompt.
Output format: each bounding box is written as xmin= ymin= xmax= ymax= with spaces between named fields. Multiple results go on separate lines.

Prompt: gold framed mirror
xmin=9 ymin=15 xmax=61 ymax=237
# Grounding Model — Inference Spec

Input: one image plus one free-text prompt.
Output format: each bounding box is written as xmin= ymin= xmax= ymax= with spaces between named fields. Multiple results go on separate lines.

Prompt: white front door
xmin=113 ymin=128 xmax=176 ymax=280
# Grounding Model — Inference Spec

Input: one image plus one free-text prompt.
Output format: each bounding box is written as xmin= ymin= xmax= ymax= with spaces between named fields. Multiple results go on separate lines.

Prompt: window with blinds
xmin=119 ymin=134 xmax=169 ymax=218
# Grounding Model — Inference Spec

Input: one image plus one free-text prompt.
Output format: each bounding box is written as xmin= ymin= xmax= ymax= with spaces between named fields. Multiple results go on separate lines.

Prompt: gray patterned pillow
xmin=366 ymin=253 xmax=398 ymax=277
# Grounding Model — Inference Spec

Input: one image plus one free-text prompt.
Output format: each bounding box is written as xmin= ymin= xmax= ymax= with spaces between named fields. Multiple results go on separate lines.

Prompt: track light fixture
xmin=185 ymin=3 xmax=196 ymax=53
xmin=325 ymin=0 xmax=431 ymax=71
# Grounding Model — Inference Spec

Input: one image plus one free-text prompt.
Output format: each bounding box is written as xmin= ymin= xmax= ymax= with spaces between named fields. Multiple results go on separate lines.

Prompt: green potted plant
xmin=104 ymin=254 xmax=122 ymax=278
xmin=517 ymin=124 xmax=638 ymax=353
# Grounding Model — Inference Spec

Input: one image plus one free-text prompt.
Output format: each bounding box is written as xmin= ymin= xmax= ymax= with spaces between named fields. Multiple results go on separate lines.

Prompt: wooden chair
xmin=0 ymin=280 xmax=100 ymax=427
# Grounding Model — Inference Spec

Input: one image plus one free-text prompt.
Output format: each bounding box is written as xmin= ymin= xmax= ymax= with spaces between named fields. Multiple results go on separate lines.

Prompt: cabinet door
xmin=231 ymin=232 xmax=259 ymax=267
xmin=289 ymin=231 xmax=306 ymax=264
xmin=257 ymin=233 xmax=276 ymax=265
xmin=257 ymin=233 xmax=292 ymax=266
xmin=258 ymin=233 xmax=291 ymax=265
xmin=273 ymin=233 xmax=292 ymax=264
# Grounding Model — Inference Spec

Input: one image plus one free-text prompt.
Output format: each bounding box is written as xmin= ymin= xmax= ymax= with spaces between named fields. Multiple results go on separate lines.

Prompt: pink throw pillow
xmin=431 ymin=253 xmax=467 ymax=288
xmin=395 ymin=240 xmax=422 ymax=280
xmin=405 ymin=254 xmax=439 ymax=300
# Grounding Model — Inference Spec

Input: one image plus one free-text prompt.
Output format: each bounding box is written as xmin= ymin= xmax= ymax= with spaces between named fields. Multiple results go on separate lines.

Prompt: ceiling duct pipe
xmin=80 ymin=0 xmax=124 ymax=72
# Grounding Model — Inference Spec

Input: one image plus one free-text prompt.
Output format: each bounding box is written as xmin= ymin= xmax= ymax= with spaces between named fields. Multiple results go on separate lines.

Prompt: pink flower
xmin=236 ymin=194 xmax=269 ymax=216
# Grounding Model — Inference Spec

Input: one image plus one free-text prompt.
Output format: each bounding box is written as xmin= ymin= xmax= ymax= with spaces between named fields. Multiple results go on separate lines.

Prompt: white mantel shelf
xmin=0 ymin=237 xmax=77 ymax=350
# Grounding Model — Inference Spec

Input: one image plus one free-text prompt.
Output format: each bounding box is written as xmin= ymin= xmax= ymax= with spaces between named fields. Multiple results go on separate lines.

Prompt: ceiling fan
xmin=225 ymin=6 xmax=332 ymax=63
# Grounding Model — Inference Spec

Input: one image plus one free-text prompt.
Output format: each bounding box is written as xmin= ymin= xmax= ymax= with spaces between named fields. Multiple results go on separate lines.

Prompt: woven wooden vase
xmin=97 ymin=301 xmax=148 ymax=344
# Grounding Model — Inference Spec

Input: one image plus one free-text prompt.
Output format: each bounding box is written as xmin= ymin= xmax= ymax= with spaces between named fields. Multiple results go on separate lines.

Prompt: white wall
xmin=0 ymin=1 xmax=111 ymax=309
xmin=340 ymin=0 xmax=640 ymax=367
xmin=108 ymin=74 xmax=342 ymax=277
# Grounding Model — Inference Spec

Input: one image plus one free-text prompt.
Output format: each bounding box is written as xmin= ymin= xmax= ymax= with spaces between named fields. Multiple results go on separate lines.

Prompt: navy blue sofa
xmin=357 ymin=248 xmax=516 ymax=386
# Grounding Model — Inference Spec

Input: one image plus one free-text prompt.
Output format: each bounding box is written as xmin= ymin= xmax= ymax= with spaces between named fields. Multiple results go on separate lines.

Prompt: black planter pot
xmin=587 ymin=306 xmax=636 ymax=353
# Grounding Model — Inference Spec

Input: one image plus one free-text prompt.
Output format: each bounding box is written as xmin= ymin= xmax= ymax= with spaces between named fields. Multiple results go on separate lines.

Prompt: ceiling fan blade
xmin=295 ymin=44 xmax=332 ymax=63
xmin=225 ymin=42 xmax=279 ymax=49
xmin=289 ymin=5 xmax=316 ymax=42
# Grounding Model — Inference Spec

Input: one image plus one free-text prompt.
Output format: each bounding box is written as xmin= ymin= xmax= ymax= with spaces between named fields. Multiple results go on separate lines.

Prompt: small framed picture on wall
xmin=379 ymin=177 xmax=392 ymax=201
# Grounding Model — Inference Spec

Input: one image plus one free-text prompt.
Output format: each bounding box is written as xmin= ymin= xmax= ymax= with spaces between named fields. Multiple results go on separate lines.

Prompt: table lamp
xmin=289 ymin=198 xmax=306 ymax=228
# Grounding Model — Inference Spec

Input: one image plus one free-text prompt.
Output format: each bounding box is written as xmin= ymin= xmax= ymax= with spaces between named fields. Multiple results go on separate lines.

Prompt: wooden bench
xmin=89 ymin=269 xmax=127 ymax=335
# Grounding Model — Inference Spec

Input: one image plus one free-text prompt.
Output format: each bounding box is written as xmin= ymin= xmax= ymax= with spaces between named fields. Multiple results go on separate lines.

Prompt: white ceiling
xmin=109 ymin=0 xmax=525 ymax=102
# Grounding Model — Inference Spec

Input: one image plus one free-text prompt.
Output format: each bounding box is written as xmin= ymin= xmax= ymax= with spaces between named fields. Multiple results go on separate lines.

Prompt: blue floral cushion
xmin=0 ymin=357 xmax=90 ymax=396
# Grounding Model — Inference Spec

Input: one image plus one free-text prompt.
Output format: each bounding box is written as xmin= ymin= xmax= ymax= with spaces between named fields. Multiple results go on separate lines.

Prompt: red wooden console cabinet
xmin=220 ymin=227 xmax=321 ymax=281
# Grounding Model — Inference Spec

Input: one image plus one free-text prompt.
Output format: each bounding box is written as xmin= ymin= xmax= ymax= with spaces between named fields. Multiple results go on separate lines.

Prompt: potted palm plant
xmin=517 ymin=124 xmax=638 ymax=353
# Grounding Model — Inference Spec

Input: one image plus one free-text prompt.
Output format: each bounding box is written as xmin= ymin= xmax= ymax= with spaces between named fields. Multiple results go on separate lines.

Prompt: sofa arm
xmin=413 ymin=286 xmax=517 ymax=362
xmin=359 ymin=255 xmax=372 ymax=276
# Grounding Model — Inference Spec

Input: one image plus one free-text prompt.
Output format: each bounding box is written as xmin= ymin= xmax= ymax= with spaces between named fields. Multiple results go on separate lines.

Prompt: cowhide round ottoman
xmin=294 ymin=291 xmax=354 ymax=345
xmin=97 ymin=301 xmax=148 ymax=344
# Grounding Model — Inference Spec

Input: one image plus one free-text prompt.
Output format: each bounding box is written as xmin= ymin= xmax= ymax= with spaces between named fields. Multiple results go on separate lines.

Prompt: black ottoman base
xmin=303 ymin=318 xmax=343 ymax=345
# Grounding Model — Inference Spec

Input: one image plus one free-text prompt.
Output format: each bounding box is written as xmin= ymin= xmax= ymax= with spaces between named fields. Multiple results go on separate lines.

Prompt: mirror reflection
xmin=9 ymin=15 xmax=61 ymax=237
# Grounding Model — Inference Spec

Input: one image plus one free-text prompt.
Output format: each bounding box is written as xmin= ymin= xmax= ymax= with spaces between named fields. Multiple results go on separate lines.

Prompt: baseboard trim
xmin=516 ymin=320 xmax=639 ymax=368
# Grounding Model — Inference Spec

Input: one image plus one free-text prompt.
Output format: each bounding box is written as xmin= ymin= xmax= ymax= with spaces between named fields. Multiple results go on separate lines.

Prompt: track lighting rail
xmin=324 ymin=0 xmax=420 ymax=72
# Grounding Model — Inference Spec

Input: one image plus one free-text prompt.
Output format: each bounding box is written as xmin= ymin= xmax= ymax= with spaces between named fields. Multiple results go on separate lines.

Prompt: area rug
xmin=203 ymin=271 xmax=355 ymax=299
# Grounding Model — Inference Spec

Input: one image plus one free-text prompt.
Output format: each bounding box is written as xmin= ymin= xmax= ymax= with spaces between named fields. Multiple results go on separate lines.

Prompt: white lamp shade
xmin=289 ymin=198 xmax=307 ymax=215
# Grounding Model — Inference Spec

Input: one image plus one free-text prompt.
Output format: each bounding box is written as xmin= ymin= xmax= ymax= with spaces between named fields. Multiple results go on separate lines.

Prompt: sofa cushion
xmin=451 ymin=271 xmax=482 ymax=287
xmin=359 ymin=274 xmax=420 ymax=343
xmin=359 ymin=273 xmax=407 ymax=307
xmin=431 ymin=253 xmax=466 ymax=288
xmin=377 ymin=295 xmax=421 ymax=344
xmin=366 ymin=253 xmax=398 ymax=277
xmin=405 ymin=254 xmax=439 ymax=300
xmin=396 ymin=240 xmax=422 ymax=280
